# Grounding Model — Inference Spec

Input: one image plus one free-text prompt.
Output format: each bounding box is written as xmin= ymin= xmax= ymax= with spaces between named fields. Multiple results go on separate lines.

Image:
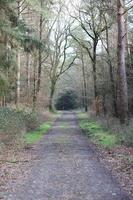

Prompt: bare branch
xmin=59 ymin=55 xmax=77 ymax=76
xmin=70 ymin=32 xmax=93 ymax=62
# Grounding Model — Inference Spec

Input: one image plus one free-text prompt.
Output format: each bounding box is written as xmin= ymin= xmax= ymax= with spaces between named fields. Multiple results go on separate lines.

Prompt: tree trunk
xmin=81 ymin=53 xmax=88 ymax=112
xmin=32 ymin=52 xmax=37 ymax=110
xmin=89 ymin=39 xmax=99 ymax=116
xmin=125 ymin=13 xmax=132 ymax=69
xmin=26 ymin=52 xmax=31 ymax=102
xmin=102 ymin=94 xmax=107 ymax=116
xmin=16 ymin=50 xmax=21 ymax=106
xmin=92 ymin=39 xmax=98 ymax=99
xmin=81 ymin=85 xmax=85 ymax=110
xmin=16 ymin=0 xmax=22 ymax=106
xmin=105 ymin=26 xmax=117 ymax=116
xmin=109 ymin=59 xmax=118 ymax=116
xmin=37 ymin=0 xmax=43 ymax=93
xmin=49 ymin=81 xmax=56 ymax=112
xmin=117 ymin=0 xmax=128 ymax=123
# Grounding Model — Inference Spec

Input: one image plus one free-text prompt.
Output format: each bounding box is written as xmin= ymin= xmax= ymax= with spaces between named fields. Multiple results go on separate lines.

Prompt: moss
xmin=94 ymin=132 xmax=117 ymax=148
xmin=78 ymin=113 xmax=118 ymax=149
xmin=25 ymin=122 xmax=52 ymax=144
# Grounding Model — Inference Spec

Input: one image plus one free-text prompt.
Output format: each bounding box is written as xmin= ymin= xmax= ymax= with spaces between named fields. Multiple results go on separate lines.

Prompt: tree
xmin=55 ymin=90 xmax=78 ymax=110
xmin=81 ymin=51 xmax=88 ymax=112
xmin=100 ymin=14 xmax=117 ymax=116
xmin=117 ymin=0 xmax=129 ymax=123
xmin=69 ymin=0 xmax=109 ymax=100
xmin=46 ymin=13 xmax=77 ymax=111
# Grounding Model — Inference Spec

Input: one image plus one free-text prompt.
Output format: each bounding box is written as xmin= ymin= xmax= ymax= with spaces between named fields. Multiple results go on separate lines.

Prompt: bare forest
xmin=0 ymin=0 xmax=133 ymax=199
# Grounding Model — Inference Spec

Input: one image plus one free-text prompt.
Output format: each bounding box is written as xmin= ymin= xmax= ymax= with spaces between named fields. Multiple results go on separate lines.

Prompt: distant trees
xmin=0 ymin=0 xmax=133 ymax=123
xmin=46 ymin=8 xmax=77 ymax=111
xmin=70 ymin=0 xmax=109 ymax=99
xmin=55 ymin=90 xmax=78 ymax=110
xmin=69 ymin=0 xmax=116 ymax=115
xmin=65 ymin=0 xmax=133 ymax=123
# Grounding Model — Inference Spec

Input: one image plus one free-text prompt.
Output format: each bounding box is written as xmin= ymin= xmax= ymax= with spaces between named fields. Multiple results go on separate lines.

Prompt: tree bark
xmin=37 ymin=0 xmax=43 ymax=93
xmin=49 ymin=81 xmax=56 ymax=112
xmin=125 ymin=12 xmax=132 ymax=69
xmin=16 ymin=0 xmax=22 ymax=106
xmin=32 ymin=52 xmax=37 ymax=110
xmin=92 ymin=39 xmax=98 ymax=99
xmin=109 ymin=58 xmax=118 ymax=116
xmin=81 ymin=53 xmax=88 ymax=112
xmin=26 ymin=52 xmax=31 ymax=102
xmin=117 ymin=0 xmax=128 ymax=123
xmin=104 ymin=22 xmax=117 ymax=116
xmin=16 ymin=51 xmax=21 ymax=105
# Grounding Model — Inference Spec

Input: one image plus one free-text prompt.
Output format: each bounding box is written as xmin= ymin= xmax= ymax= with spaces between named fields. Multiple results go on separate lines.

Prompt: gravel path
xmin=5 ymin=112 xmax=131 ymax=200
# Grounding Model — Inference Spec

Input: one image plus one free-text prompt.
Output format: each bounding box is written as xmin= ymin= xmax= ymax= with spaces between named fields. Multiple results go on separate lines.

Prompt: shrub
xmin=0 ymin=107 xmax=39 ymax=147
xmin=0 ymin=107 xmax=25 ymax=145
xmin=120 ymin=120 xmax=133 ymax=147
xmin=89 ymin=113 xmax=133 ymax=147
xmin=55 ymin=90 xmax=78 ymax=110
xmin=78 ymin=115 xmax=117 ymax=149
xmin=17 ymin=110 xmax=39 ymax=132
xmin=78 ymin=111 xmax=133 ymax=147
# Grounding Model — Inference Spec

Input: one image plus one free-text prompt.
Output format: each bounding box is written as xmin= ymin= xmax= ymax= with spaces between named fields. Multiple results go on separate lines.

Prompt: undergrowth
xmin=78 ymin=113 xmax=118 ymax=149
xmin=96 ymin=116 xmax=133 ymax=147
xmin=0 ymin=106 xmax=60 ymax=152
xmin=78 ymin=112 xmax=133 ymax=147
xmin=25 ymin=122 xmax=52 ymax=144
xmin=0 ymin=107 xmax=39 ymax=148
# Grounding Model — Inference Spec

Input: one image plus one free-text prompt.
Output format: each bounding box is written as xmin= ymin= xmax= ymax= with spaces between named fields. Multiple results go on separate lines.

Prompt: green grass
xmin=25 ymin=121 xmax=52 ymax=144
xmin=78 ymin=113 xmax=117 ymax=149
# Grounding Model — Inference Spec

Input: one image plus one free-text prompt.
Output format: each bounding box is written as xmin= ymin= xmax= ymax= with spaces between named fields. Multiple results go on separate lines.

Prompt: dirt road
xmin=5 ymin=112 xmax=131 ymax=200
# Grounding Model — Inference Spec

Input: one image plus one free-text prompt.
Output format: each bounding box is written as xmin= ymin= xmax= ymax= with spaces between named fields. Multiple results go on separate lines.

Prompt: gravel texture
xmin=4 ymin=112 xmax=131 ymax=200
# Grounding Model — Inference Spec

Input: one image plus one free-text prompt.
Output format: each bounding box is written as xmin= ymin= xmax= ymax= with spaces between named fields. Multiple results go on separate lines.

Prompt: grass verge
xmin=77 ymin=112 xmax=118 ymax=149
xmin=25 ymin=121 xmax=53 ymax=144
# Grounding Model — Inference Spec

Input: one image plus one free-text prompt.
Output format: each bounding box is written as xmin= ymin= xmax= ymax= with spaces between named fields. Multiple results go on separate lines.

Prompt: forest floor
xmin=0 ymin=112 xmax=132 ymax=200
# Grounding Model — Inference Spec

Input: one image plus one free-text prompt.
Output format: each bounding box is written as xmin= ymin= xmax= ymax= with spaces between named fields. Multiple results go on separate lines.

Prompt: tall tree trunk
xmin=102 ymin=94 xmax=107 ymax=116
xmin=5 ymin=34 xmax=10 ymax=105
xmin=32 ymin=52 xmax=37 ymax=110
xmin=109 ymin=59 xmax=118 ymax=116
xmin=81 ymin=53 xmax=88 ymax=112
xmin=26 ymin=8 xmax=31 ymax=104
xmin=104 ymin=22 xmax=117 ymax=116
xmin=16 ymin=0 xmax=22 ymax=106
xmin=92 ymin=39 xmax=98 ymax=99
xmin=117 ymin=0 xmax=128 ymax=123
xmin=49 ymin=81 xmax=56 ymax=112
xmin=81 ymin=85 xmax=85 ymax=109
xmin=37 ymin=0 xmax=43 ymax=93
xmin=16 ymin=51 xmax=21 ymax=105
xmin=26 ymin=52 xmax=31 ymax=102
xmin=125 ymin=13 xmax=132 ymax=69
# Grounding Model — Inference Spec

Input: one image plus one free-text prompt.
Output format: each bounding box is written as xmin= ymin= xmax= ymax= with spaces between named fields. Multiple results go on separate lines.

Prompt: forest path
xmin=5 ymin=112 xmax=130 ymax=200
